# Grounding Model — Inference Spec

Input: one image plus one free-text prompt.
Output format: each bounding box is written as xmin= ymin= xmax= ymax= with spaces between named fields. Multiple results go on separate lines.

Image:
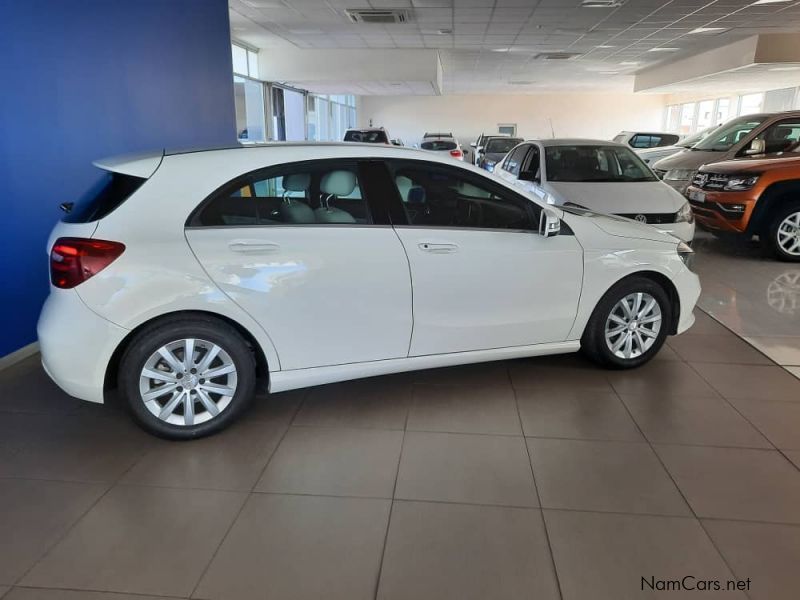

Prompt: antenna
xmin=549 ymin=118 xmax=556 ymax=139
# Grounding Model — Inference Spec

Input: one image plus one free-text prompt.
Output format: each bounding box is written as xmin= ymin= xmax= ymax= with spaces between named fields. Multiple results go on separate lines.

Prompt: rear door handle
xmin=228 ymin=240 xmax=280 ymax=254
xmin=419 ymin=242 xmax=458 ymax=254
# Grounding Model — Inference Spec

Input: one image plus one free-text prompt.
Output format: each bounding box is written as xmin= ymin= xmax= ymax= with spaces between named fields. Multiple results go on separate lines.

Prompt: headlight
xmin=677 ymin=241 xmax=694 ymax=268
xmin=675 ymin=202 xmax=694 ymax=224
xmin=665 ymin=169 xmax=696 ymax=181
xmin=724 ymin=174 xmax=759 ymax=191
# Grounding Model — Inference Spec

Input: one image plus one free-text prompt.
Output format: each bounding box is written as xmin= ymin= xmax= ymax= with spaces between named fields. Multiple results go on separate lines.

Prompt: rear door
xmin=185 ymin=159 xmax=412 ymax=371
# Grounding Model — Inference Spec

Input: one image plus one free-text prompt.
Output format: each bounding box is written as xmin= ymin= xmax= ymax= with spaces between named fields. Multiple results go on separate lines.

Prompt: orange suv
xmin=686 ymin=152 xmax=800 ymax=261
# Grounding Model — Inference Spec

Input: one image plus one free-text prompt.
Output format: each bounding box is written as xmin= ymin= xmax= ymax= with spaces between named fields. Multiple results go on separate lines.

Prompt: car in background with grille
xmin=495 ymin=139 xmax=695 ymax=243
xmin=686 ymin=151 xmax=800 ymax=261
xmin=419 ymin=134 xmax=464 ymax=160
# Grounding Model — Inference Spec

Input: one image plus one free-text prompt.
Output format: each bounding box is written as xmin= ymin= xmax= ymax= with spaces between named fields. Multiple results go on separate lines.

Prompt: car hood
xmin=562 ymin=206 xmax=680 ymax=244
xmin=547 ymin=181 xmax=686 ymax=214
xmin=653 ymin=149 xmax=726 ymax=171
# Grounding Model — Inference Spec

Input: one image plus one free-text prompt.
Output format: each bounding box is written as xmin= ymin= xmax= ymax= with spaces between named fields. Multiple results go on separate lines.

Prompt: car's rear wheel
xmin=119 ymin=316 xmax=256 ymax=439
xmin=768 ymin=202 xmax=800 ymax=262
xmin=582 ymin=277 xmax=671 ymax=369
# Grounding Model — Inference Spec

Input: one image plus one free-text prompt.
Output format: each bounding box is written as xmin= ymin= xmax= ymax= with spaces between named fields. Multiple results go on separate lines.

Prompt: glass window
xmin=630 ymin=134 xmax=657 ymax=148
xmin=343 ymin=129 xmax=389 ymax=143
xmin=679 ymin=103 xmax=696 ymax=135
xmin=421 ymin=140 xmax=457 ymax=151
xmin=696 ymin=100 xmax=715 ymax=131
xmin=715 ymin=98 xmax=731 ymax=125
xmin=739 ymin=93 xmax=764 ymax=116
xmin=390 ymin=164 xmax=535 ymax=230
xmin=193 ymin=163 xmax=372 ymax=227
xmin=544 ymin=145 xmax=656 ymax=183
xmin=693 ymin=116 xmax=767 ymax=151
xmin=753 ymin=119 xmax=800 ymax=155
xmin=233 ymin=77 xmax=266 ymax=143
xmin=232 ymin=44 xmax=248 ymax=76
xmin=247 ymin=50 xmax=259 ymax=78
xmin=503 ymin=144 xmax=530 ymax=176
xmin=665 ymin=105 xmax=681 ymax=132
xmin=63 ymin=172 xmax=145 ymax=223
xmin=485 ymin=138 xmax=523 ymax=154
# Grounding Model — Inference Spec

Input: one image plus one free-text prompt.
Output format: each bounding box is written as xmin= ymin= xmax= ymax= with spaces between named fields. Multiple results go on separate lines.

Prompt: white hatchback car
xmin=38 ymin=143 xmax=700 ymax=438
xmin=495 ymin=139 xmax=695 ymax=243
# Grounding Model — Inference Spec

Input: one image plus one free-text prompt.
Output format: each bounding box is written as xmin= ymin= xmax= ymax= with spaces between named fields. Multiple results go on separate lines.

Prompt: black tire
xmin=119 ymin=316 xmax=256 ymax=439
xmin=581 ymin=276 xmax=671 ymax=369
xmin=767 ymin=201 xmax=800 ymax=262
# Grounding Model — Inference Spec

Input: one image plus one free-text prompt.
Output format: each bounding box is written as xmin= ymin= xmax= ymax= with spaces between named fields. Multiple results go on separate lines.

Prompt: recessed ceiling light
xmin=620 ymin=61 xmax=639 ymax=65
xmin=768 ymin=66 xmax=800 ymax=71
xmin=688 ymin=27 xmax=726 ymax=34
xmin=648 ymin=47 xmax=680 ymax=52
xmin=597 ymin=71 xmax=621 ymax=74
xmin=492 ymin=47 xmax=511 ymax=52
xmin=751 ymin=0 xmax=791 ymax=4
xmin=596 ymin=45 xmax=616 ymax=48
xmin=581 ymin=0 xmax=626 ymax=7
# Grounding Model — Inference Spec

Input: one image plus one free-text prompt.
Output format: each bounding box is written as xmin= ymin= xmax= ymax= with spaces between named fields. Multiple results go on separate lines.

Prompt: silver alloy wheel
xmin=777 ymin=211 xmax=800 ymax=256
xmin=138 ymin=338 xmax=237 ymax=426
xmin=604 ymin=292 xmax=662 ymax=360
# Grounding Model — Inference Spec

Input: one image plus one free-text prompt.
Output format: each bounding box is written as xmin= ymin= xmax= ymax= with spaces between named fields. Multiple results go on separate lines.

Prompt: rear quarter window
xmin=63 ymin=172 xmax=145 ymax=223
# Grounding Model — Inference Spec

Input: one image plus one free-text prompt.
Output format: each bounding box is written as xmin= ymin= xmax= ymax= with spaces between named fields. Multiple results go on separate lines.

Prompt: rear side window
xmin=421 ymin=140 xmax=457 ymax=151
xmin=63 ymin=172 xmax=145 ymax=223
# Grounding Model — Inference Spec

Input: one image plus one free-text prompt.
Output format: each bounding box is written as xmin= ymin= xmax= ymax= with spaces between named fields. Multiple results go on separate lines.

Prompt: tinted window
xmin=343 ymin=130 xmax=389 ymax=144
xmin=192 ymin=162 xmax=372 ymax=227
xmin=485 ymin=138 xmax=523 ymax=154
xmin=62 ymin=172 xmax=145 ymax=223
xmin=503 ymin=145 xmax=530 ymax=177
xmin=753 ymin=119 xmax=800 ymax=155
xmin=421 ymin=140 xmax=458 ymax=151
xmin=545 ymin=145 xmax=656 ymax=182
xmin=693 ymin=116 xmax=767 ymax=151
xmin=390 ymin=163 xmax=535 ymax=230
xmin=630 ymin=134 xmax=658 ymax=148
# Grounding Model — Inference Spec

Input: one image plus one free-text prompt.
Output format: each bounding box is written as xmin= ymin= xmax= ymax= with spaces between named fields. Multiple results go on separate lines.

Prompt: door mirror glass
xmin=744 ymin=138 xmax=766 ymax=156
xmin=539 ymin=208 xmax=560 ymax=237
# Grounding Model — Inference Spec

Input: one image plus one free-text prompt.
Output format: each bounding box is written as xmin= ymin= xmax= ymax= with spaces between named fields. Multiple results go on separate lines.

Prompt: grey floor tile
xmin=786 ymin=450 xmax=800 ymax=469
xmin=621 ymin=395 xmax=771 ymax=448
xmin=607 ymin=360 xmax=719 ymax=398
xmin=0 ymin=479 xmax=106 ymax=585
xmin=377 ymin=501 xmax=559 ymax=600
xmin=293 ymin=379 xmax=411 ymax=430
xmin=121 ymin=418 xmax=286 ymax=491
xmin=395 ymin=431 xmax=537 ymax=507
xmin=412 ymin=362 xmax=511 ymax=387
xmin=0 ymin=357 xmax=84 ymax=415
xmin=406 ymin=384 xmax=522 ymax=435
xmin=4 ymin=589 xmax=186 ymax=599
xmin=688 ymin=310 xmax=733 ymax=335
xmin=517 ymin=389 xmax=642 ymax=441
xmin=668 ymin=333 xmax=772 ymax=364
xmin=22 ymin=485 xmax=247 ymax=597
xmin=652 ymin=343 xmax=682 ymax=361
xmin=509 ymin=361 xmax=613 ymax=392
xmin=528 ymin=438 xmax=690 ymax=515
xmin=249 ymin=388 xmax=306 ymax=425
xmin=728 ymin=398 xmax=800 ymax=450
xmin=0 ymin=413 xmax=154 ymax=483
xmin=692 ymin=363 xmax=800 ymax=402
xmin=545 ymin=510 xmax=744 ymax=600
xmin=255 ymin=426 xmax=403 ymax=498
xmin=703 ymin=519 xmax=800 ymax=600
xmin=744 ymin=336 xmax=800 ymax=366
xmin=0 ymin=587 xmax=7 ymax=599
xmin=194 ymin=494 xmax=390 ymax=600
xmin=655 ymin=445 xmax=800 ymax=523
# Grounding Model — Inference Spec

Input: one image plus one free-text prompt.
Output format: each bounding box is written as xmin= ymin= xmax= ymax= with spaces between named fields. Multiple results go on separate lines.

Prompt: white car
xmin=495 ymin=139 xmax=695 ymax=243
xmin=420 ymin=134 xmax=464 ymax=160
xmin=38 ymin=143 xmax=700 ymax=438
xmin=636 ymin=127 xmax=719 ymax=165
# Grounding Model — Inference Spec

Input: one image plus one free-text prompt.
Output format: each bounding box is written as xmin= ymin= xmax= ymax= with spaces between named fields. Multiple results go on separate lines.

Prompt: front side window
xmin=389 ymin=163 xmax=535 ymax=230
xmin=753 ymin=119 xmax=800 ymax=155
xmin=545 ymin=145 xmax=656 ymax=183
xmin=503 ymin=144 xmax=530 ymax=177
xmin=192 ymin=162 xmax=372 ymax=227
xmin=693 ymin=116 xmax=767 ymax=152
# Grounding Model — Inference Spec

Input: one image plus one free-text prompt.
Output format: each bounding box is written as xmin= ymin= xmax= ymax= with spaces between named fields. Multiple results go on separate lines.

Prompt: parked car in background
xmin=390 ymin=138 xmax=404 ymax=147
xmin=470 ymin=132 xmax=510 ymax=164
xmin=476 ymin=136 xmax=524 ymax=172
xmin=686 ymin=152 xmax=800 ymax=261
xmin=39 ymin=143 xmax=699 ymax=438
xmin=614 ymin=131 xmax=681 ymax=150
xmin=636 ymin=127 xmax=719 ymax=165
xmin=423 ymin=131 xmax=454 ymax=138
xmin=654 ymin=111 xmax=800 ymax=194
xmin=495 ymin=139 xmax=695 ymax=243
xmin=420 ymin=134 xmax=464 ymax=160
xmin=343 ymin=127 xmax=390 ymax=144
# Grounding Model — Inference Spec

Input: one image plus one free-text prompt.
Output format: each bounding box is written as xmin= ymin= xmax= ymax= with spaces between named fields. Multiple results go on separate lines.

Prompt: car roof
xmin=529 ymin=138 xmax=629 ymax=148
xmin=345 ymin=127 xmax=385 ymax=132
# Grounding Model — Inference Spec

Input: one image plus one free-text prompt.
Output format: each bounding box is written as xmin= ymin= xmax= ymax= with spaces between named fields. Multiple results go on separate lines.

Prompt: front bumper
xmin=658 ymin=221 xmax=695 ymax=244
xmin=37 ymin=289 xmax=129 ymax=403
xmin=686 ymin=186 xmax=754 ymax=234
xmin=674 ymin=265 xmax=701 ymax=335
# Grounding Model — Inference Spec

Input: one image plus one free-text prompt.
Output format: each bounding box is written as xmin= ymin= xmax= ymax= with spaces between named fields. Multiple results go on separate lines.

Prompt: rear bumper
xmin=37 ymin=289 xmax=129 ymax=403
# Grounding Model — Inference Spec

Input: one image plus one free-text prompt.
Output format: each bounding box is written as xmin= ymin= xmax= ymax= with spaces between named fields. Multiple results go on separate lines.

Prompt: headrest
xmin=407 ymin=186 xmax=426 ymax=205
xmin=282 ymin=173 xmax=311 ymax=192
xmin=321 ymin=170 xmax=357 ymax=197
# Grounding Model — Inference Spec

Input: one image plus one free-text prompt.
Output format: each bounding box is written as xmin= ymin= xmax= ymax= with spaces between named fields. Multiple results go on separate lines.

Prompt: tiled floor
xmin=3 ymin=239 xmax=800 ymax=599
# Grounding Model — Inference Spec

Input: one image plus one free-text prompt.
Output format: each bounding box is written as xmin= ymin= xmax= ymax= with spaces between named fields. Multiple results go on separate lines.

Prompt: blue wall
xmin=0 ymin=0 xmax=237 ymax=357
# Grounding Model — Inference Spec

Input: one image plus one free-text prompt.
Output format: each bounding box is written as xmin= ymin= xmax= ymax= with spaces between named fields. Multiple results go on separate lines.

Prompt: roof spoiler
xmin=93 ymin=149 xmax=165 ymax=179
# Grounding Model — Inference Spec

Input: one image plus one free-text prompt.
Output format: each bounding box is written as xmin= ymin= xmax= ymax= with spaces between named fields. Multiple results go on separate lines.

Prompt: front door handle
xmin=419 ymin=242 xmax=458 ymax=254
xmin=228 ymin=240 xmax=280 ymax=254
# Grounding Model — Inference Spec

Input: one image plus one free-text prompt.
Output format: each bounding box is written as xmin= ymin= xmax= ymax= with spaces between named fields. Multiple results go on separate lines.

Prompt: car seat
xmin=317 ymin=170 xmax=358 ymax=224
xmin=279 ymin=173 xmax=314 ymax=224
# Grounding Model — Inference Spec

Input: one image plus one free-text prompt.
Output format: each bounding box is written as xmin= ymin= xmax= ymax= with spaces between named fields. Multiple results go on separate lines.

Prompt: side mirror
xmin=539 ymin=208 xmax=561 ymax=238
xmin=518 ymin=170 xmax=540 ymax=183
xmin=744 ymin=138 xmax=766 ymax=156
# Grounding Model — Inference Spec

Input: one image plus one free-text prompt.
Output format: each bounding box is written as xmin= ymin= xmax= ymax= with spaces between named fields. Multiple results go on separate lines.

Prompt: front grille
xmin=616 ymin=212 xmax=677 ymax=225
xmin=692 ymin=172 xmax=729 ymax=190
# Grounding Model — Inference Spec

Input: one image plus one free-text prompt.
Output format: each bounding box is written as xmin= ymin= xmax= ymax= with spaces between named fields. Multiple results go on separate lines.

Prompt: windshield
xmin=545 ymin=145 xmax=657 ymax=183
xmin=676 ymin=127 xmax=716 ymax=148
xmin=692 ymin=116 xmax=767 ymax=152
xmin=421 ymin=140 xmax=457 ymax=151
xmin=485 ymin=138 xmax=523 ymax=153
xmin=344 ymin=130 xmax=389 ymax=144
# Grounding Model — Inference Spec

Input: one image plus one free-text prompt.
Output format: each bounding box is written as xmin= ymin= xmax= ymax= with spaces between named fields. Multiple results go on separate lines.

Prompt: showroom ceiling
xmin=230 ymin=0 xmax=800 ymax=93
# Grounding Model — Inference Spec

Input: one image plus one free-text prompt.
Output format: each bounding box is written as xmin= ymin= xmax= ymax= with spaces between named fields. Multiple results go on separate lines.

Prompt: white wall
xmin=358 ymin=93 xmax=667 ymax=150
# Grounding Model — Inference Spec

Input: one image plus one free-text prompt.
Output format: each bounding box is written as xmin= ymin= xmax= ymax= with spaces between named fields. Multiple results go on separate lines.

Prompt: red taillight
xmin=50 ymin=238 xmax=125 ymax=289
xmin=450 ymin=149 xmax=463 ymax=158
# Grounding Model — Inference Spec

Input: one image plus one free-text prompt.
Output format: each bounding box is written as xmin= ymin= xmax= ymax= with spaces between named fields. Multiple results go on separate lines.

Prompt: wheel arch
xmin=104 ymin=310 xmax=271 ymax=394
xmin=747 ymin=180 xmax=800 ymax=236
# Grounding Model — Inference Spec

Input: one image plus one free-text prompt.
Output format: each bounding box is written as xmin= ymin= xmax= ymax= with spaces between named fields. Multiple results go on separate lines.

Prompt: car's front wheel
xmin=119 ymin=316 xmax=256 ymax=439
xmin=768 ymin=202 xmax=800 ymax=262
xmin=582 ymin=277 xmax=671 ymax=369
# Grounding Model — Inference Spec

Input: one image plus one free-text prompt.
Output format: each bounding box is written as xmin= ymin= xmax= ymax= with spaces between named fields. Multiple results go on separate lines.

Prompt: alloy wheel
xmin=777 ymin=211 xmax=800 ymax=257
xmin=138 ymin=338 xmax=238 ymax=426
xmin=604 ymin=292 xmax=662 ymax=360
